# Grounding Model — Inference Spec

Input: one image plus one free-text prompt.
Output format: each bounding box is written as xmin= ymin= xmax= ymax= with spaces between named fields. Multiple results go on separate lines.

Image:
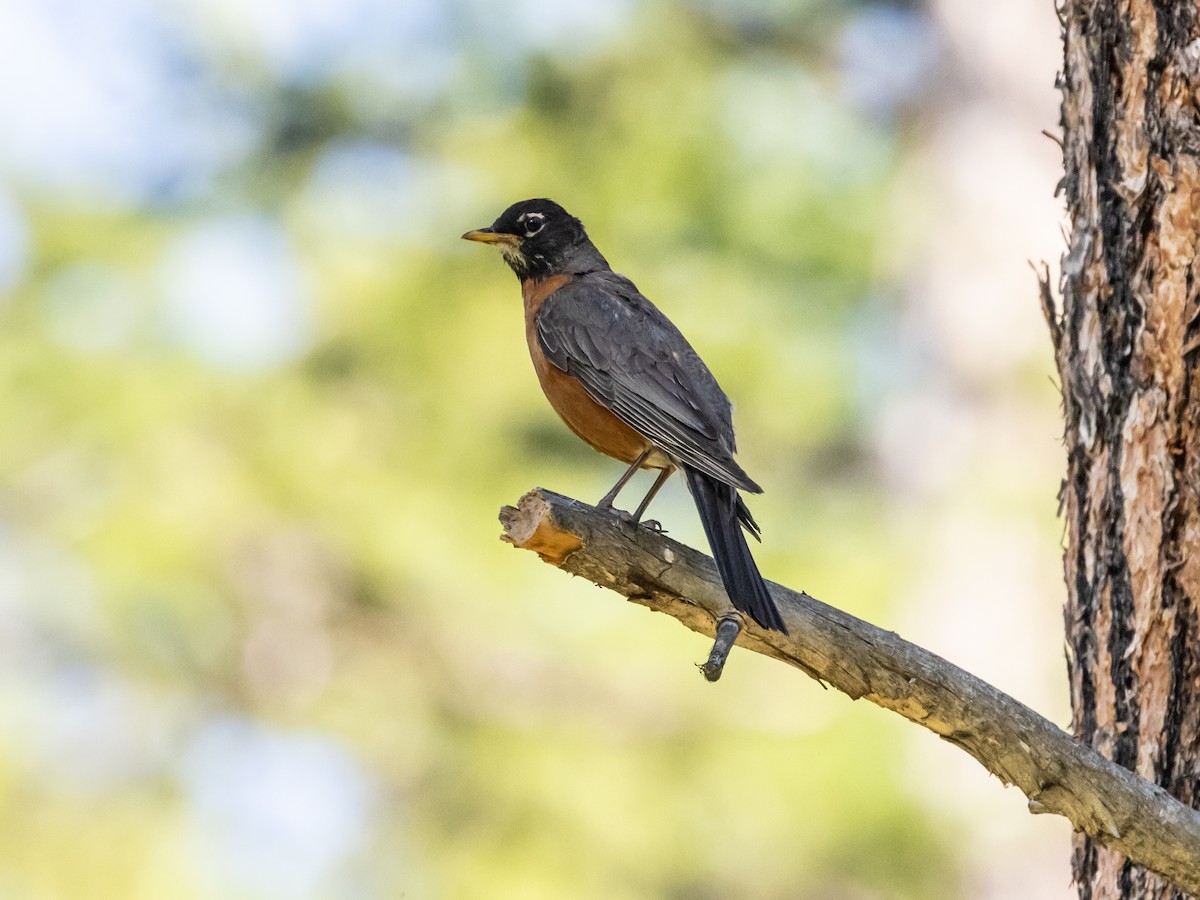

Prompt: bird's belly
xmin=522 ymin=274 xmax=668 ymax=469
xmin=532 ymin=352 xmax=662 ymax=465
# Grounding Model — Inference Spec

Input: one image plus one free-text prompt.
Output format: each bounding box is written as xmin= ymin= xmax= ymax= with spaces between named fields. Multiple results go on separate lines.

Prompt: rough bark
xmin=1055 ymin=2 xmax=1200 ymax=897
xmin=500 ymin=489 xmax=1200 ymax=894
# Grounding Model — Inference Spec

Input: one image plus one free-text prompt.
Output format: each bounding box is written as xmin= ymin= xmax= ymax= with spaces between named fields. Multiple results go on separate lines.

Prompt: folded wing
xmin=536 ymin=272 xmax=761 ymax=493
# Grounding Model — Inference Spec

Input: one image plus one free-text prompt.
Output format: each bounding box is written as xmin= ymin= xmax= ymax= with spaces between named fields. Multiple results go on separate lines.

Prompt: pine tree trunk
xmin=1056 ymin=3 xmax=1200 ymax=897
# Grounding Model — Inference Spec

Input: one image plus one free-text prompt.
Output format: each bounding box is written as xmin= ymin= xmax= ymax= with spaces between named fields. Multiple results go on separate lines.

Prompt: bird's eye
xmin=523 ymin=214 xmax=544 ymax=237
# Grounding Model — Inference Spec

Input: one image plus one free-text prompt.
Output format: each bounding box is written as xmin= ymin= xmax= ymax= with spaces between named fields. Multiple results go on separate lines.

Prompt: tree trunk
xmin=1055 ymin=2 xmax=1200 ymax=897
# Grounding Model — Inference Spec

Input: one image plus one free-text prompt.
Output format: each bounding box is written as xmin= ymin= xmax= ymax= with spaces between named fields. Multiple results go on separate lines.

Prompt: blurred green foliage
xmin=0 ymin=1 xmax=997 ymax=897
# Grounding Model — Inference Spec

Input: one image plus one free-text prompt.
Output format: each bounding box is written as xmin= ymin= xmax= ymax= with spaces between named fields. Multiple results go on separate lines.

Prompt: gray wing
xmin=536 ymin=271 xmax=761 ymax=492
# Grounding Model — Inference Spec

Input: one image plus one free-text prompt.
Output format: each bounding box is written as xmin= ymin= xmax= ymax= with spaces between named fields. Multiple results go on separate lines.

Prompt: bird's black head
xmin=462 ymin=199 xmax=606 ymax=281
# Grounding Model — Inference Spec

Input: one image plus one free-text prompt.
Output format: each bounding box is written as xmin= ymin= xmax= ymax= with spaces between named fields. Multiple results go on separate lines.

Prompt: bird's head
xmin=462 ymin=199 xmax=604 ymax=281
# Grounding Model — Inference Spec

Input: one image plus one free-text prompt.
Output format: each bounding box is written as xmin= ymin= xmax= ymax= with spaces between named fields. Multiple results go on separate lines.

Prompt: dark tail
xmin=684 ymin=466 xmax=787 ymax=634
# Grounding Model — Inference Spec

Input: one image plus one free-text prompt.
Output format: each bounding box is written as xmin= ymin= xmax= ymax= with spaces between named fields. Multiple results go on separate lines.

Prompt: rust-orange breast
xmin=522 ymin=275 xmax=650 ymax=465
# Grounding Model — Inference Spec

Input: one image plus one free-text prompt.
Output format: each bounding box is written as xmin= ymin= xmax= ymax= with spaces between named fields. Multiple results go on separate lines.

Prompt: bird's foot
xmin=606 ymin=508 xmax=667 ymax=534
xmin=608 ymin=507 xmax=636 ymax=525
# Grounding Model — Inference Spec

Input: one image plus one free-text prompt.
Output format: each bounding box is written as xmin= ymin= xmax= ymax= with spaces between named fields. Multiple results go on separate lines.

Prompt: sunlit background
xmin=0 ymin=0 xmax=1072 ymax=897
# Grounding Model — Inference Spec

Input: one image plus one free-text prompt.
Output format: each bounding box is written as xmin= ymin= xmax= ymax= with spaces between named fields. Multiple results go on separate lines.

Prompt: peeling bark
xmin=1055 ymin=2 xmax=1200 ymax=896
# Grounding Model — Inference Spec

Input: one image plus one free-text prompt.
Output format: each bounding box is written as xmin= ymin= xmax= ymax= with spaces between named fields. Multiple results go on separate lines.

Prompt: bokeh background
xmin=0 ymin=0 xmax=1072 ymax=897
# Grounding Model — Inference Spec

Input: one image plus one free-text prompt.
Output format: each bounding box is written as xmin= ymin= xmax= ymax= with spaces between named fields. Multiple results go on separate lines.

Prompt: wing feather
xmin=536 ymin=272 xmax=760 ymax=492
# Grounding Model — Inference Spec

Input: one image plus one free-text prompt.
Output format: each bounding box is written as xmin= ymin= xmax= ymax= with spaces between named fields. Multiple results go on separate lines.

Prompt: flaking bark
xmin=1055 ymin=1 xmax=1200 ymax=897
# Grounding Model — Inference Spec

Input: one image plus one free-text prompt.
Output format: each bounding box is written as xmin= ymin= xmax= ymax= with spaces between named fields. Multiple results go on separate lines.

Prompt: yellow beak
xmin=461 ymin=228 xmax=519 ymax=247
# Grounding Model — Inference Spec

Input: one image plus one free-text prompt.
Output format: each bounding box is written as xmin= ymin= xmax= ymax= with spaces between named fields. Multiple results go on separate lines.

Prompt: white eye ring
xmin=518 ymin=212 xmax=545 ymax=237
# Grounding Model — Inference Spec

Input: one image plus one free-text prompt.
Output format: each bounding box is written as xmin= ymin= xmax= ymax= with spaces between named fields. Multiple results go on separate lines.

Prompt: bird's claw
xmin=606 ymin=508 xmax=667 ymax=534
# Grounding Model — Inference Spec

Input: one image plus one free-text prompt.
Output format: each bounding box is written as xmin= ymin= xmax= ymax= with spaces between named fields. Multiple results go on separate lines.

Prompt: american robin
xmin=463 ymin=199 xmax=787 ymax=633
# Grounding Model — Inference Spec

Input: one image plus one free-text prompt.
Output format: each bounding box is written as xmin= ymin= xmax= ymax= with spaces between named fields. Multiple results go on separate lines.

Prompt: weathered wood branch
xmin=500 ymin=488 xmax=1200 ymax=896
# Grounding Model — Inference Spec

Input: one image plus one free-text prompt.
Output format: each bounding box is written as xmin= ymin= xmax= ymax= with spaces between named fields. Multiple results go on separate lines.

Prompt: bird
xmin=463 ymin=199 xmax=787 ymax=634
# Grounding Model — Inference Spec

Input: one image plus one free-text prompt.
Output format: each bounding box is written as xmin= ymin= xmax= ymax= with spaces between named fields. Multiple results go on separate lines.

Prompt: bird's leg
xmin=631 ymin=465 xmax=674 ymax=527
xmin=597 ymin=447 xmax=652 ymax=510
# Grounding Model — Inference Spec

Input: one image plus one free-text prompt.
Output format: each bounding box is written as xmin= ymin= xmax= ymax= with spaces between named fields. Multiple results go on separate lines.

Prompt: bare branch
xmin=500 ymin=488 xmax=1200 ymax=896
xmin=1032 ymin=259 xmax=1063 ymax=354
